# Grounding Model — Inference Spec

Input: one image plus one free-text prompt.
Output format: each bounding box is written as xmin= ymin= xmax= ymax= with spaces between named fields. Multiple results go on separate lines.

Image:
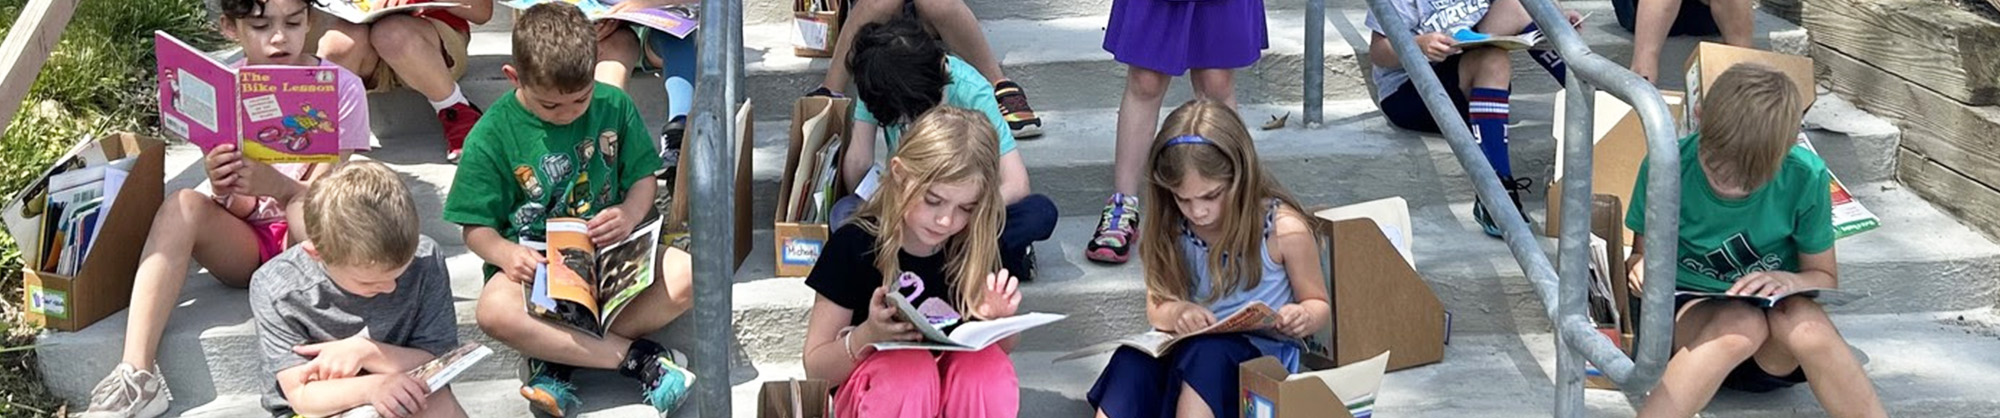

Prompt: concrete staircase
xmin=35 ymin=1 xmax=2000 ymax=416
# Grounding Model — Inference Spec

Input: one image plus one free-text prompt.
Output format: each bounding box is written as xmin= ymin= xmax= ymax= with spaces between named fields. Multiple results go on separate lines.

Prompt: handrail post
xmin=1553 ymin=71 xmax=1597 ymax=418
xmin=1304 ymin=0 xmax=1325 ymax=126
xmin=689 ymin=0 xmax=739 ymax=415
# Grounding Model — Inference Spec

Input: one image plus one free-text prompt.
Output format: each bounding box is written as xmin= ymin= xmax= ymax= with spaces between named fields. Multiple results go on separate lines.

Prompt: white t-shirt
xmin=1365 ymin=0 xmax=1493 ymax=100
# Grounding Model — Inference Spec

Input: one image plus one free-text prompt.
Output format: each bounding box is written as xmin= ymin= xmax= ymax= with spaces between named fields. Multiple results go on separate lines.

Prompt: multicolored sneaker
xmin=1085 ymin=193 xmax=1140 ymax=264
xmin=1472 ymin=176 xmax=1536 ymax=238
xmin=80 ymin=363 xmax=171 ymax=418
xmin=994 ymin=80 xmax=1043 ymax=139
xmin=519 ymin=360 xmax=582 ymax=417
xmin=438 ymin=102 xmax=483 ymax=163
xmin=640 ymin=349 xmax=696 ymax=417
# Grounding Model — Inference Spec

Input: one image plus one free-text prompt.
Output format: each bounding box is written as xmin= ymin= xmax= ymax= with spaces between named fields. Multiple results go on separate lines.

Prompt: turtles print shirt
xmin=443 ymin=82 xmax=663 ymax=277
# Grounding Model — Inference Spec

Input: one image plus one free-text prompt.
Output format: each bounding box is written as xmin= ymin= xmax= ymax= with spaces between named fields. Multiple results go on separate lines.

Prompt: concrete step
xmin=742 ymin=0 xmax=1326 ymax=26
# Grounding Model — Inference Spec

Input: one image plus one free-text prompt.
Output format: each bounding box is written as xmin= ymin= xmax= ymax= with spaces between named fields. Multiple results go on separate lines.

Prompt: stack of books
xmin=34 ymin=147 xmax=137 ymax=276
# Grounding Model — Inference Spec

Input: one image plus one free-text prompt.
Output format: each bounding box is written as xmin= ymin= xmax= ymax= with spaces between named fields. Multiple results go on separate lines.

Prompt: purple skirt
xmin=1103 ymin=0 xmax=1269 ymax=76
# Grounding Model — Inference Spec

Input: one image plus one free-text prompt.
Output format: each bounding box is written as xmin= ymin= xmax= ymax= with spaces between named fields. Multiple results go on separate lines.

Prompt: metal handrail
xmin=689 ymin=0 xmax=744 ymax=414
xmin=1358 ymin=0 xmax=1685 ymax=414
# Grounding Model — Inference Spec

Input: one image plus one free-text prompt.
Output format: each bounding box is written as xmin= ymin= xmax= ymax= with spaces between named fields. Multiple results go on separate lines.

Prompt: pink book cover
xmin=155 ymin=31 xmax=342 ymax=164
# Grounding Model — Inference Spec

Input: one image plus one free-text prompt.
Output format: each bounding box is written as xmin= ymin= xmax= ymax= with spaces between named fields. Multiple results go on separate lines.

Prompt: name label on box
xmin=782 ymin=237 xmax=825 ymax=266
xmin=1243 ymin=392 xmax=1277 ymax=418
xmin=28 ymin=285 xmax=68 ymax=319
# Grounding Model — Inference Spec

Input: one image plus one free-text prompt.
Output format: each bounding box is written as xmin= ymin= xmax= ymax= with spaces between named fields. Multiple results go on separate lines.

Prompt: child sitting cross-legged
xmin=1627 ymin=63 xmax=1884 ymax=418
xmin=250 ymin=160 xmax=463 ymax=418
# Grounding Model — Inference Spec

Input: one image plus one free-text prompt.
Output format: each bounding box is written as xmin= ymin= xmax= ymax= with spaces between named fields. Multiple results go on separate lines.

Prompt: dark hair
xmin=513 ymin=2 xmax=597 ymax=93
xmin=216 ymin=0 xmax=324 ymax=20
xmin=847 ymin=17 xmax=947 ymax=126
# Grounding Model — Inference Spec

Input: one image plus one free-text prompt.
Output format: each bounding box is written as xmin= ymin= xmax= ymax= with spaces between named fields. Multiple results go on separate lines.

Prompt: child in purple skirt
xmin=1088 ymin=0 xmax=1269 ymax=266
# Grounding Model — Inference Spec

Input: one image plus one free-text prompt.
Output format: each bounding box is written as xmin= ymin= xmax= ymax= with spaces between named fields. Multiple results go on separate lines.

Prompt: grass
xmin=0 ymin=0 xmax=221 ymax=416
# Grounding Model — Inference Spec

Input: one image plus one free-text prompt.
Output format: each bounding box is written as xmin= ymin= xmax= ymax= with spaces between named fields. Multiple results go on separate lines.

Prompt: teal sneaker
xmin=520 ymin=360 xmax=582 ymax=417
xmin=641 ymin=349 xmax=697 ymax=417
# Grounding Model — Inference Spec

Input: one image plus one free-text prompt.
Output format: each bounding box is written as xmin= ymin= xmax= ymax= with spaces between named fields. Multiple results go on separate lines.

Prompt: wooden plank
xmin=0 ymin=0 xmax=80 ymax=136
xmin=1760 ymin=0 xmax=1802 ymax=24
xmin=1805 ymin=0 xmax=2000 ymax=105
xmin=1899 ymin=148 xmax=2000 ymax=242
xmin=1817 ymin=44 xmax=2000 ymax=192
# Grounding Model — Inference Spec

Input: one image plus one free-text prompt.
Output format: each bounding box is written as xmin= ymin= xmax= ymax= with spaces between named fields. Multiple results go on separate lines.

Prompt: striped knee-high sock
xmin=1470 ymin=87 xmax=1513 ymax=178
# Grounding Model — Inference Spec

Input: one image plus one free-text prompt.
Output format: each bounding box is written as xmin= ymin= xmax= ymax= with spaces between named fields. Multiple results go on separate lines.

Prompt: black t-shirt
xmin=805 ymin=222 xmax=960 ymax=327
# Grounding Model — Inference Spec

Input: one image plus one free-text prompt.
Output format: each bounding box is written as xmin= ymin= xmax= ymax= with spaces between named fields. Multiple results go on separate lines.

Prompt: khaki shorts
xmin=363 ymin=15 xmax=471 ymax=93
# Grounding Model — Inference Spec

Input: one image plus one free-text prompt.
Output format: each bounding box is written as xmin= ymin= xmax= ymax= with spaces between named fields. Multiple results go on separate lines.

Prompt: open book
xmin=1452 ymin=13 xmax=1589 ymax=51
xmin=498 ymin=0 xmax=699 ymax=38
xmin=155 ymin=31 xmax=343 ymax=164
xmin=527 ymin=217 xmax=664 ymax=338
xmin=870 ymin=288 xmax=1067 ymax=352
xmin=1675 ymin=287 xmax=1862 ymax=308
xmin=315 ymin=0 xmax=465 ymax=24
xmin=333 ymin=343 xmax=493 ymax=418
xmin=1054 ymin=301 xmax=1296 ymax=362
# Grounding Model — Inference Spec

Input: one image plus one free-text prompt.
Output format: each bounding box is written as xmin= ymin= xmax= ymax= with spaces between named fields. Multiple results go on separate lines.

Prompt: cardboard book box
xmin=774 ymin=97 xmax=853 ymax=277
xmin=791 ymin=0 xmax=845 ymax=58
xmin=757 ymin=379 xmax=832 ymax=418
xmin=1680 ymin=42 xmax=1817 ymax=137
xmin=1240 ymin=351 xmax=1391 ymax=418
xmin=1312 ymin=197 xmax=1446 ymax=371
xmin=668 ymin=100 xmax=755 ymax=270
xmin=1547 ymin=89 xmax=1685 ymax=243
xmin=10 ymin=133 xmax=167 ymax=332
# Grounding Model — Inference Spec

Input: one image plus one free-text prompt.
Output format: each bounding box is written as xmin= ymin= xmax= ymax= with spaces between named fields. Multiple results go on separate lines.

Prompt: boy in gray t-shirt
xmin=248 ymin=161 xmax=464 ymax=418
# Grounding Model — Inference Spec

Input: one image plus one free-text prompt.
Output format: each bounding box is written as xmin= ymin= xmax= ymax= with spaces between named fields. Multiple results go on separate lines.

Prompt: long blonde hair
xmin=850 ymin=106 xmax=1005 ymax=318
xmin=1140 ymin=100 xmax=1309 ymax=305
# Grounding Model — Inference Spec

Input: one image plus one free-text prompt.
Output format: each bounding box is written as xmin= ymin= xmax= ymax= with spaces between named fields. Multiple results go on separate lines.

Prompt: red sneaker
xmin=437 ymin=102 xmax=482 ymax=163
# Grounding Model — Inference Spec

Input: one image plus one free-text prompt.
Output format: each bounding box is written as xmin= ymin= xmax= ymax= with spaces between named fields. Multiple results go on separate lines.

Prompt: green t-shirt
xmin=1625 ymin=134 xmax=1836 ymax=293
xmin=852 ymin=55 xmax=1018 ymax=156
xmin=443 ymin=83 xmax=663 ymax=252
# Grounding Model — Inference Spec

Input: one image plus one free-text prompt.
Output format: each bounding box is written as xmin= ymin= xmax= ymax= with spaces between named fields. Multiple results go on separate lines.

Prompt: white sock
xmin=429 ymin=85 xmax=468 ymax=111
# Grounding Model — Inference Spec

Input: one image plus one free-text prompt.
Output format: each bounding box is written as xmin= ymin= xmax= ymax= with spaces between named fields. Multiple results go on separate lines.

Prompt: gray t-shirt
xmin=1365 ymin=0 xmax=1493 ymax=100
xmin=249 ymin=236 xmax=458 ymax=416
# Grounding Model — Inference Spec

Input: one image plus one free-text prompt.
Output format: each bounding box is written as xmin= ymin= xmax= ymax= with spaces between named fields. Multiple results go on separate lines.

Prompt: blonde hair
xmin=850 ymin=106 xmax=1005 ymax=318
xmin=1698 ymin=63 xmax=1804 ymax=193
xmin=1141 ymin=100 xmax=1310 ymax=305
xmin=303 ymin=160 xmax=420 ymax=268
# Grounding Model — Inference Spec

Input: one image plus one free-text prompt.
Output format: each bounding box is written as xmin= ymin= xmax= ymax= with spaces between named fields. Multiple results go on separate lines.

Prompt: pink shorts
xmin=253 ymin=221 xmax=290 ymax=263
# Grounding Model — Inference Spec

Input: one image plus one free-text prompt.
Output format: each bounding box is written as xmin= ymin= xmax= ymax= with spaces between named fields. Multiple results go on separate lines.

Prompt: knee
xmin=1171 ymin=337 xmax=1257 ymax=372
xmin=858 ymin=350 xmax=942 ymax=384
xmin=474 ymin=285 xmax=522 ymax=341
xmin=947 ymin=346 xmax=1016 ymax=377
xmin=1465 ymin=49 xmax=1513 ymax=76
xmin=849 ymin=0 xmax=900 ymax=19
xmin=1770 ymin=299 xmax=1845 ymax=354
xmin=912 ymin=0 xmax=971 ymax=19
xmin=1010 ymin=195 xmax=1058 ymax=224
xmin=1702 ymin=307 xmax=1771 ymax=357
xmin=1126 ymin=72 xmax=1171 ymax=101
xmin=157 ymin=189 xmax=212 ymax=225
xmin=368 ymin=17 xmax=431 ymax=59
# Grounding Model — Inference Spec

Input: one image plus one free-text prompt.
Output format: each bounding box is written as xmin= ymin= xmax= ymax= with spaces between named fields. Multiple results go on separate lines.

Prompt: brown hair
xmin=512 ymin=2 xmax=597 ymax=93
xmin=1698 ymin=63 xmax=1804 ymax=193
xmin=1140 ymin=100 xmax=1310 ymax=305
xmin=850 ymin=106 xmax=1004 ymax=318
xmin=303 ymin=160 xmax=420 ymax=268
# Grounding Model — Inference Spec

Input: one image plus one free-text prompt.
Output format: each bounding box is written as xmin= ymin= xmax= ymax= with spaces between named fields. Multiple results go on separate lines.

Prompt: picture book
xmin=1452 ymin=13 xmax=1589 ymax=51
xmin=155 ymin=31 xmax=342 ymax=164
xmin=498 ymin=0 xmax=698 ymax=38
xmin=315 ymin=0 xmax=465 ymax=24
xmin=1054 ymin=301 xmax=1297 ymax=362
xmin=1675 ymin=287 xmax=1862 ymax=309
xmin=333 ymin=343 xmax=494 ymax=418
xmin=1795 ymin=132 xmax=1880 ymax=239
xmin=870 ymin=283 xmax=1067 ymax=352
xmin=526 ymin=217 xmax=664 ymax=338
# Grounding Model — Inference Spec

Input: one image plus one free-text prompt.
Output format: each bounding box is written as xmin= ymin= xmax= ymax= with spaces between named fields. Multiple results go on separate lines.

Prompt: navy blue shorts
xmin=1673 ymin=295 xmax=1810 ymax=392
xmin=1088 ymin=334 xmax=1263 ymax=418
xmin=1614 ymin=0 xmax=1722 ymax=37
xmin=1379 ymin=54 xmax=1469 ymax=134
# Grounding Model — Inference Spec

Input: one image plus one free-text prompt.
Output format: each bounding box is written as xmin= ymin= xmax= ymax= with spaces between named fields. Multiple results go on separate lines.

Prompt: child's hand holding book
xmin=501 ymin=243 xmax=547 ymax=284
xmin=294 ymin=335 xmax=393 ymax=382
xmin=1169 ymin=301 xmax=1218 ymax=334
xmin=586 ymin=206 xmax=638 ymax=247
xmin=851 ymin=287 xmax=922 ymax=356
xmin=364 ymin=373 xmax=432 ymax=418
xmin=1728 ymin=271 xmax=1807 ymax=298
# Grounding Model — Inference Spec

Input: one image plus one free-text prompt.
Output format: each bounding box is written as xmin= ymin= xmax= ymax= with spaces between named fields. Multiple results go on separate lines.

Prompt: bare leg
xmin=369 ymin=15 xmax=456 ymax=101
xmin=1187 ymin=69 xmax=1238 ymax=109
xmin=819 ymin=0 xmax=901 ymax=92
xmin=318 ymin=21 xmax=381 ymax=82
xmin=596 ymin=25 xmax=642 ymax=89
xmin=1630 ymin=0 xmax=1685 ymax=82
xmin=415 ymin=387 xmax=467 ymax=418
xmin=120 ymin=190 xmax=264 ymax=369
xmin=1638 ymin=300 xmax=1769 ymax=418
xmin=1476 ymin=0 xmax=1534 ymax=36
xmin=915 ymin=0 xmax=1008 ymax=84
xmin=1765 ymin=298 xmax=1886 ymax=418
xmin=1707 ymin=0 xmax=1755 ymax=47
xmin=1112 ymin=66 xmax=1172 ymax=195
xmin=605 ymin=247 xmax=695 ymax=339
xmin=1173 ymin=382 xmax=1216 ymax=418
xmin=475 ymin=273 xmax=633 ymax=369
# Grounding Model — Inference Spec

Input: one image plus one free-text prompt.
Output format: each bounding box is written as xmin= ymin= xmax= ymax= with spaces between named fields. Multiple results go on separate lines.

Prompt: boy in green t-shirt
xmin=441 ymin=4 xmax=693 ymax=416
xmin=1625 ymin=64 xmax=1883 ymax=417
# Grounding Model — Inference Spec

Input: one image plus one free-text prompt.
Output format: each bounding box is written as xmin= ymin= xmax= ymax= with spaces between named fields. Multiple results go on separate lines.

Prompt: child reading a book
xmin=1365 ymin=0 xmax=1581 ymax=238
xmin=801 ymin=106 xmax=1026 ymax=417
xmin=1625 ymin=64 xmax=1883 ymax=417
xmin=81 ymin=0 xmax=373 ymax=415
xmin=247 ymin=161 xmax=463 ymax=418
xmin=1088 ymin=99 xmax=1332 ymax=418
xmin=443 ymin=4 xmax=693 ymax=416
xmin=317 ymin=0 xmax=493 ymax=163
xmin=1616 ymin=0 xmax=1753 ymax=82
xmin=584 ymin=0 xmax=700 ymax=172
xmin=828 ymin=16 xmax=1058 ymax=281
xmin=808 ymin=0 xmax=1043 ymax=138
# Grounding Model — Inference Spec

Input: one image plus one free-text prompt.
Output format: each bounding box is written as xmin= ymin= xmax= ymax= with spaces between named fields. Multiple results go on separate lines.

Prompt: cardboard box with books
xmin=3 ymin=133 xmax=167 ymax=331
xmin=792 ymin=0 xmax=844 ymax=57
xmin=773 ymin=97 xmax=852 ymax=277
xmin=1312 ymin=197 xmax=1447 ymax=371
xmin=1546 ymin=89 xmax=1684 ymax=242
xmin=1239 ymin=351 xmax=1391 ymax=418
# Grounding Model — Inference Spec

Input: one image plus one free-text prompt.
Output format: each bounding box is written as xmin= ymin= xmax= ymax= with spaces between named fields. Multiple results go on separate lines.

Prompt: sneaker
xmin=1005 ymin=245 xmax=1038 ymax=282
xmin=657 ymin=116 xmax=686 ymax=179
xmin=519 ymin=360 xmax=582 ymax=417
xmin=640 ymin=349 xmax=697 ymax=417
xmin=1085 ymin=193 xmax=1140 ymax=264
xmin=1472 ymin=176 xmax=1536 ymax=238
xmin=1472 ymin=199 xmax=1502 ymax=238
xmin=80 ymin=363 xmax=172 ymax=418
xmin=994 ymin=80 xmax=1043 ymax=139
xmin=438 ymin=102 xmax=483 ymax=163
